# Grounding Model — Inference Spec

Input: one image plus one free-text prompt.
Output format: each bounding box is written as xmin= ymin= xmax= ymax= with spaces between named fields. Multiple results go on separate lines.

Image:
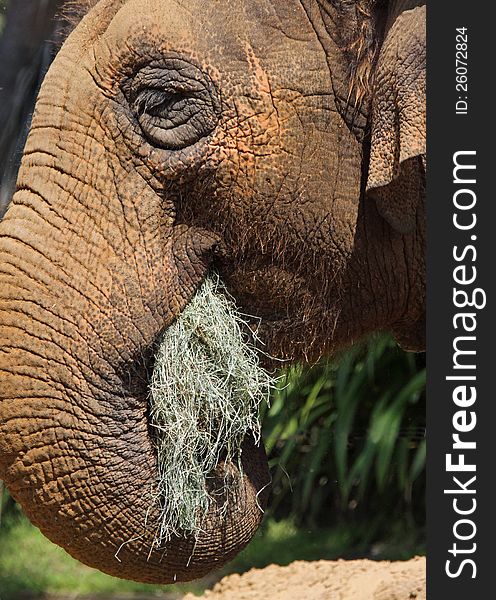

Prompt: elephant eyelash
xmin=135 ymin=89 xmax=187 ymax=118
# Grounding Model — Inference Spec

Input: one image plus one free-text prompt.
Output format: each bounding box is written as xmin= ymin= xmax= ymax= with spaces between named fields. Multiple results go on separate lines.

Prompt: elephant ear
xmin=366 ymin=2 xmax=426 ymax=234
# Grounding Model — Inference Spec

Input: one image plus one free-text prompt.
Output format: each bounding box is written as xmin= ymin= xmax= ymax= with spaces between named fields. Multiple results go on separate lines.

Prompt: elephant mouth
xmin=123 ymin=272 xmax=274 ymax=549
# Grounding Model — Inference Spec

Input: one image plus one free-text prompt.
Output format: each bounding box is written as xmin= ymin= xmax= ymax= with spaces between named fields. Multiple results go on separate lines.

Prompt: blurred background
xmin=0 ymin=2 xmax=426 ymax=598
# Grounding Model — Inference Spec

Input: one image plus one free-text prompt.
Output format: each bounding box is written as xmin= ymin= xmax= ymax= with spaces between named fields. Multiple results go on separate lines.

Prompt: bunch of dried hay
xmin=148 ymin=274 xmax=273 ymax=546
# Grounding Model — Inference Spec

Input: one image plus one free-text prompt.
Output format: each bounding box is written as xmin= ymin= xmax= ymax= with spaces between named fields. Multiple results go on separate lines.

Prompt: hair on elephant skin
xmin=0 ymin=0 xmax=425 ymax=585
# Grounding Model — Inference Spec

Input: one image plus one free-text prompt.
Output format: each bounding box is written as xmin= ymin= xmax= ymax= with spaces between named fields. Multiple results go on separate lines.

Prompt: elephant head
xmin=0 ymin=0 xmax=425 ymax=584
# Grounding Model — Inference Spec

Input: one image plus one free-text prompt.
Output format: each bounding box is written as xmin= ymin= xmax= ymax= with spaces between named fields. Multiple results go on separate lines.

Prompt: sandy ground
xmin=183 ymin=556 xmax=426 ymax=600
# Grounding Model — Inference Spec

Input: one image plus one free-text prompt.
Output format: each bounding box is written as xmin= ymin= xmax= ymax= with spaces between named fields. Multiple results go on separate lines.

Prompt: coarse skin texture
xmin=183 ymin=556 xmax=426 ymax=600
xmin=0 ymin=0 xmax=426 ymax=585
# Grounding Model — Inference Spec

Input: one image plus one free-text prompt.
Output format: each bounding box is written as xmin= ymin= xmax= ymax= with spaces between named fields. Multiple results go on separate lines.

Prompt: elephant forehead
xmin=80 ymin=0 xmax=330 ymax=93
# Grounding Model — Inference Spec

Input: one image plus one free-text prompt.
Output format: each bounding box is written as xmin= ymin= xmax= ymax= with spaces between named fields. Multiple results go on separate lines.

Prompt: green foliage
xmin=0 ymin=481 xmax=18 ymax=526
xmin=263 ymin=335 xmax=426 ymax=542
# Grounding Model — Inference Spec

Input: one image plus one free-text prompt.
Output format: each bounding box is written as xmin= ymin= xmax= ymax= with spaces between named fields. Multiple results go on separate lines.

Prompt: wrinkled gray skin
xmin=0 ymin=0 xmax=425 ymax=585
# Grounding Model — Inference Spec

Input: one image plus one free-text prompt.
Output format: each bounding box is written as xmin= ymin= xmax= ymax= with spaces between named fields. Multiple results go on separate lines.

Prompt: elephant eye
xmin=128 ymin=60 xmax=220 ymax=151
xmin=136 ymin=89 xmax=187 ymax=120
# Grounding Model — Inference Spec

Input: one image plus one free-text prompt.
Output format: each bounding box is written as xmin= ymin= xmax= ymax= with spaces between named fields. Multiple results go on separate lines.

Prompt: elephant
xmin=0 ymin=0 xmax=425 ymax=586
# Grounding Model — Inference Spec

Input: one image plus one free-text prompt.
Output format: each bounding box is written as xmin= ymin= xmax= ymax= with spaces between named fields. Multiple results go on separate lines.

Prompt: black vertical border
xmin=427 ymin=2 xmax=493 ymax=597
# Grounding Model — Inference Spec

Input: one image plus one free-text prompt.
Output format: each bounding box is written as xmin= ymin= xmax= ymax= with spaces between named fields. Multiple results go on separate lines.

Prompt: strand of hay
xmin=148 ymin=273 xmax=273 ymax=546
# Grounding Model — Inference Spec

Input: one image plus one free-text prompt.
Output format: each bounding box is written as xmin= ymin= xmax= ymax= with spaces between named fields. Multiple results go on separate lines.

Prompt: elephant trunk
xmin=0 ymin=25 xmax=268 ymax=583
